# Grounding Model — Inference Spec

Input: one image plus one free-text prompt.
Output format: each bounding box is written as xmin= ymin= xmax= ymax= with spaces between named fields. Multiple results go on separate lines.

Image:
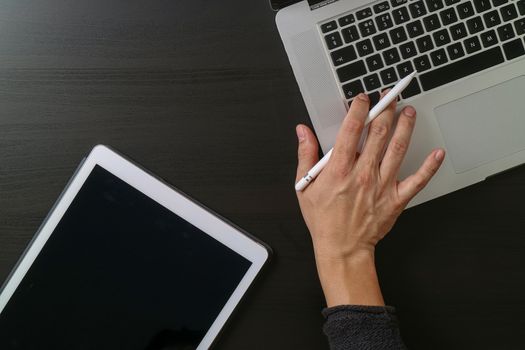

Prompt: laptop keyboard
xmin=320 ymin=0 xmax=525 ymax=108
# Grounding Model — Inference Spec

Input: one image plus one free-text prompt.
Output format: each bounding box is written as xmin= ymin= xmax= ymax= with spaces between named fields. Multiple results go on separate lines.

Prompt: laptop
xmin=274 ymin=0 xmax=525 ymax=207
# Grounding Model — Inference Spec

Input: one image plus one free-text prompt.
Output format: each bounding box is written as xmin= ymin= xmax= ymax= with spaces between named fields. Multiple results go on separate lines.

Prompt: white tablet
xmin=0 ymin=145 xmax=270 ymax=349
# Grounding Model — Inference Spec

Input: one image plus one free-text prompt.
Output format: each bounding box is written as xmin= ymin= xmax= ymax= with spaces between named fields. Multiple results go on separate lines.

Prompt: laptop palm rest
xmin=434 ymin=76 xmax=525 ymax=174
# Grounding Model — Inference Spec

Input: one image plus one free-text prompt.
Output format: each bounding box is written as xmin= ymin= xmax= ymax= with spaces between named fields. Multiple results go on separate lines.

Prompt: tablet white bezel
xmin=0 ymin=145 xmax=270 ymax=349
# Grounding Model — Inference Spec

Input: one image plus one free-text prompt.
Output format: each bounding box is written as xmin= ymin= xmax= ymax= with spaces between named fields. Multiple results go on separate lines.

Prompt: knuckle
xmin=355 ymin=170 xmax=374 ymax=187
xmin=390 ymin=139 xmax=408 ymax=155
xmin=369 ymin=123 xmax=389 ymax=138
xmin=329 ymin=161 xmax=350 ymax=178
xmin=361 ymin=155 xmax=377 ymax=169
xmin=344 ymin=118 xmax=365 ymax=135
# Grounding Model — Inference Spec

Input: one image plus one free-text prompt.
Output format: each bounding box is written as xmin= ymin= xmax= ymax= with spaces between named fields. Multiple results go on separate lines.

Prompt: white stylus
xmin=295 ymin=71 xmax=416 ymax=192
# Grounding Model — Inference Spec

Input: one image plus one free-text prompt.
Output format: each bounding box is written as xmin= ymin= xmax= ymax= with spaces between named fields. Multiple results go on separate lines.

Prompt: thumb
xmin=295 ymin=125 xmax=319 ymax=183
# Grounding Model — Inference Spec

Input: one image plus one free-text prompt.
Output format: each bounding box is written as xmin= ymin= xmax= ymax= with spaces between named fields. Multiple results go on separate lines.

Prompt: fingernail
xmin=404 ymin=106 xmax=416 ymax=117
xmin=434 ymin=149 xmax=445 ymax=161
xmin=357 ymin=93 xmax=369 ymax=101
xmin=381 ymin=88 xmax=391 ymax=97
xmin=296 ymin=125 xmax=306 ymax=142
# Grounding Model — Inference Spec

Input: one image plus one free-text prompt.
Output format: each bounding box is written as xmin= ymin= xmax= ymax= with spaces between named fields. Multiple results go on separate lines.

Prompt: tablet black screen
xmin=0 ymin=165 xmax=252 ymax=349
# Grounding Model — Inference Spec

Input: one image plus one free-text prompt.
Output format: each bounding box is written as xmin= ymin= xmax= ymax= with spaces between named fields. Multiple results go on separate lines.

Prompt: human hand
xmin=295 ymin=92 xmax=445 ymax=307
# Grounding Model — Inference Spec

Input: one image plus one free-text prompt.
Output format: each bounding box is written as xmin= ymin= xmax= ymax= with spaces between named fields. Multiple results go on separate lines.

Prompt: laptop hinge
xmin=309 ymin=0 xmax=340 ymax=10
xmin=269 ymin=0 xmax=340 ymax=11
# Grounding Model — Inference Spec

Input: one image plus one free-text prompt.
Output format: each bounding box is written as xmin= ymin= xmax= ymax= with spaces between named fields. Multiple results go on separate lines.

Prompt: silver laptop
xmin=274 ymin=0 xmax=525 ymax=207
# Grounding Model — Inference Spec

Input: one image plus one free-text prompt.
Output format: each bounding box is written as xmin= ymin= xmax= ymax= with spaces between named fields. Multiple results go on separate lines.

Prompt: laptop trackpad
xmin=434 ymin=76 xmax=525 ymax=174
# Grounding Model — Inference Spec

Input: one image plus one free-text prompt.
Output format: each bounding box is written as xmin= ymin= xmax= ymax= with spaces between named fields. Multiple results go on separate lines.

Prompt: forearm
xmin=316 ymin=249 xmax=407 ymax=349
xmin=315 ymin=249 xmax=384 ymax=307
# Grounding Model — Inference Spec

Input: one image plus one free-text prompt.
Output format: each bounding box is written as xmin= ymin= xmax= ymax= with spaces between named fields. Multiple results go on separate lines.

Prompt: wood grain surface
xmin=1 ymin=1 xmax=524 ymax=349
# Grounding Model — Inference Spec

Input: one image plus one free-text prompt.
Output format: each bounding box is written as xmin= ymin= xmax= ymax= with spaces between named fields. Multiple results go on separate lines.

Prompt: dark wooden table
xmin=1 ymin=1 xmax=524 ymax=349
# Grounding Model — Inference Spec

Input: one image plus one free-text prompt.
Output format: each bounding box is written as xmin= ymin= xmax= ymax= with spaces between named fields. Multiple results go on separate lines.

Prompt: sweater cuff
xmin=321 ymin=305 xmax=406 ymax=350
xmin=322 ymin=304 xmax=397 ymax=319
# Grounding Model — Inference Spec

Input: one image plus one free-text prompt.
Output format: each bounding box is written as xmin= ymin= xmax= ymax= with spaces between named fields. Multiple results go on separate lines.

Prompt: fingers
xmin=360 ymin=90 xmax=397 ymax=166
xmin=330 ymin=93 xmax=370 ymax=174
xmin=295 ymin=124 xmax=320 ymax=183
xmin=397 ymin=149 xmax=445 ymax=202
xmin=379 ymin=106 xmax=417 ymax=181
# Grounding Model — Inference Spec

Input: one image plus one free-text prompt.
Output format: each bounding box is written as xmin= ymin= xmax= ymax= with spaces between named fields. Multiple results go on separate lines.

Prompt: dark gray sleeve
xmin=322 ymin=305 xmax=407 ymax=350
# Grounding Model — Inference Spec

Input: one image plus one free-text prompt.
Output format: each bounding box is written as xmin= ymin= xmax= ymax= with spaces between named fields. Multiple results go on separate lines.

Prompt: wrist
xmin=315 ymin=249 xmax=385 ymax=307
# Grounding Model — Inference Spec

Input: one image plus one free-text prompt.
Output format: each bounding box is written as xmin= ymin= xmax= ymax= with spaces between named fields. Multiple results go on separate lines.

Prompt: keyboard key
xmin=397 ymin=61 xmax=415 ymax=77
xmin=445 ymin=0 xmax=461 ymax=5
xmin=337 ymin=60 xmax=367 ymax=83
xmin=519 ymin=0 xmax=525 ymax=15
xmin=383 ymin=47 xmax=401 ymax=64
xmin=390 ymin=26 xmax=408 ymax=44
xmin=342 ymin=80 xmax=365 ymax=99
xmin=450 ymin=22 xmax=468 ymax=40
xmin=376 ymin=13 xmax=394 ymax=30
xmin=413 ymin=54 xmax=432 ymax=71
xmin=321 ymin=21 xmax=338 ymax=33
xmin=331 ymin=45 xmax=358 ymax=66
xmin=483 ymin=10 xmax=501 ymax=28
xmin=391 ymin=0 xmax=408 ymax=7
xmin=426 ymin=0 xmax=444 ymax=12
xmin=357 ymin=7 xmax=373 ymax=20
xmin=515 ymin=18 xmax=525 ymax=35
xmin=467 ymin=16 xmax=485 ymax=34
xmin=373 ymin=33 xmax=392 ymax=50
xmin=430 ymin=48 xmax=449 ymax=65
xmin=366 ymin=54 xmax=385 ymax=71
xmin=423 ymin=14 xmax=441 ymax=31
xmin=369 ymin=91 xmax=382 ymax=107
xmin=393 ymin=7 xmax=411 ymax=24
xmin=400 ymin=41 xmax=418 ymax=58
xmin=407 ymin=20 xmax=425 ymax=37
xmin=440 ymin=8 xmax=459 ymax=25
xmin=419 ymin=47 xmax=504 ymax=91
xmin=409 ymin=1 xmax=427 ymax=17
xmin=325 ymin=32 xmax=343 ymax=50
xmin=497 ymin=23 xmax=515 ymax=41
xmin=356 ymin=38 xmax=374 ymax=56
xmin=374 ymin=1 xmax=391 ymax=13
xmin=401 ymin=78 xmax=422 ymax=98
xmin=480 ymin=29 xmax=499 ymax=46
xmin=416 ymin=35 xmax=435 ymax=52
xmin=463 ymin=36 xmax=482 ymax=53
xmin=503 ymin=38 xmax=525 ymax=59
xmin=339 ymin=14 xmax=356 ymax=27
xmin=457 ymin=2 xmax=475 ymax=19
xmin=342 ymin=25 xmax=360 ymax=43
xmin=500 ymin=4 xmax=518 ymax=21
xmin=433 ymin=28 xmax=452 ymax=46
xmin=380 ymin=67 xmax=399 ymax=84
xmin=492 ymin=0 xmax=508 ymax=6
xmin=364 ymin=73 xmax=382 ymax=90
xmin=359 ymin=19 xmax=378 ymax=37
xmin=474 ymin=0 xmax=492 ymax=12
xmin=447 ymin=42 xmax=466 ymax=59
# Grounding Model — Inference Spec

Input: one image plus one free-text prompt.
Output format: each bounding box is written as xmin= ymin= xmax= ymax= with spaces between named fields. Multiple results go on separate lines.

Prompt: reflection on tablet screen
xmin=0 ymin=165 xmax=251 ymax=349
